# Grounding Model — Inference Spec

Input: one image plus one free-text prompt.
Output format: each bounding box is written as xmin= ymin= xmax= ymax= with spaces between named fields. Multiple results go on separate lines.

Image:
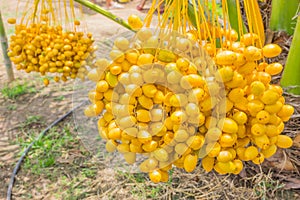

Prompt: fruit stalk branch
xmin=74 ymin=0 xmax=134 ymax=31
xmin=0 ymin=11 xmax=14 ymax=82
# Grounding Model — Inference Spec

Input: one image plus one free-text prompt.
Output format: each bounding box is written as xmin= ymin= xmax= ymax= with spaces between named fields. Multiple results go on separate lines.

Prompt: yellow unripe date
xmin=257 ymin=72 xmax=271 ymax=85
xmin=153 ymin=148 xmax=169 ymax=162
xmin=176 ymin=57 xmax=190 ymax=71
xmin=234 ymin=53 xmax=246 ymax=67
xmin=137 ymin=28 xmax=153 ymax=41
xmin=142 ymin=84 xmax=157 ymax=98
xmin=215 ymin=161 xmax=236 ymax=174
xmin=244 ymin=46 xmax=262 ymax=61
xmin=138 ymin=95 xmax=153 ymax=110
xmin=84 ymin=104 xmax=102 ymax=117
xmin=277 ymin=105 xmax=294 ymax=118
xmin=114 ymin=37 xmax=130 ymax=51
xmin=232 ymin=111 xmax=248 ymax=125
xmin=170 ymin=110 xmax=187 ymax=124
xmin=260 ymin=90 xmax=280 ymax=105
xmin=225 ymin=71 xmax=246 ymax=88
xmin=241 ymin=33 xmax=259 ymax=46
xmin=236 ymin=147 xmax=246 ymax=160
xmin=137 ymin=53 xmax=154 ymax=66
xmin=128 ymin=14 xmax=143 ymax=30
xmin=218 ymin=118 xmax=238 ymax=134
xmin=117 ymin=143 xmax=130 ymax=153
xmin=139 ymin=158 xmax=156 ymax=172
xmin=110 ymin=65 xmax=122 ymax=75
xmin=110 ymin=50 xmax=125 ymax=63
xmin=265 ymin=124 xmax=280 ymax=137
xmin=186 ymin=135 xmax=205 ymax=150
xmin=219 ymin=133 xmax=237 ymax=147
xmin=262 ymin=44 xmax=282 ymax=58
xmin=206 ymin=142 xmax=221 ymax=157
xmin=215 ymin=50 xmax=237 ymax=65
xmin=184 ymin=154 xmax=198 ymax=172
xmin=232 ymin=159 xmax=243 ymax=174
xmin=175 ymin=143 xmax=189 ymax=155
xmin=170 ymin=94 xmax=188 ymax=107
xmin=256 ymin=110 xmax=270 ymax=124
xmin=238 ymin=61 xmax=257 ymax=75
xmin=252 ymin=153 xmax=264 ymax=165
xmin=228 ymin=88 xmax=244 ymax=103
xmin=43 ymin=78 xmax=49 ymax=86
xmin=236 ymin=137 xmax=250 ymax=147
xmin=247 ymin=99 xmax=264 ymax=115
xmin=123 ymin=152 xmax=136 ymax=164
xmin=105 ymin=72 xmax=119 ymax=87
xmin=87 ymin=69 xmax=100 ymax=82
xmin=205 ymin=127 xmax=222 ymax=142
xmin=160 ymin=170 xmax=169 ymax=182
xmin=254 ymin=134 xmax=270 ymax=149
xmin=174 ymin=129 xmax=189 ymax=142
xmin=244 ymin=146 xmax=259 ymax=161
xmin=250 ymin=81 xmax=265 ymax=96
xmin=7 ymin=18 xmax=16 ymax=24
xmin=216 ymin=66 xmax=234 ymax=82
xmin=105 ymin=140 xmax=118 ymax=152
xmin=108 ymin=127 xmax=122 ymax=140
xmin=217 ymin=150 xmax=233 ymax=162
xmin=202 ymin=156 xmax=215 ymax=172
xmin=125 ymin=51 xmax=139 ymax=64
xmin=149 ymin=170 xmax=162 ymax=183
xmin=118 ymin=116 xmax=137 ymax=129
xmin=261 ymin=144 xmax=277 ymax=158
xmin=264 ymin=101 xmax=283 ymax=114
xmin=276 ymin=135 xmax=293 ymax=148
xmin=137 ymin=130 xmax=152 ymax=144
xmin=142 ymin=140 xmax=158 ymax=152
xmin=153 ymin=90 xmax=165 ymax=104
xmin=265 ymin=63 xmax=283 ymax=75
xmin=96 ymin=80 xmax=109 ymax=93
xmin=136 ymin=109 xmax=151 ymax=123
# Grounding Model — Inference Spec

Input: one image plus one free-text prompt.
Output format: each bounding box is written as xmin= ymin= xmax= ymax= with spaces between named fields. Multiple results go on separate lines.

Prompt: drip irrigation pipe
xmin=6 ymin=100 xmax=87 ymax=200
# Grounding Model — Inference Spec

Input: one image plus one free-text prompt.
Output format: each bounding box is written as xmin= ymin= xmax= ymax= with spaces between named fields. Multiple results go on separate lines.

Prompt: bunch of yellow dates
xmin=84 ymin=27 xmax=294 ymax=183
xmin=199 ymin=30 xmax=294 ymax=174
xmin=7 ymin=17 xmax=96 ymax=85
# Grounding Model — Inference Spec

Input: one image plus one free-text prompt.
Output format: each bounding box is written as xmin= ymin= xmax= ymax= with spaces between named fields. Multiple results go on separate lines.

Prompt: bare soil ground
xmin=0 ymin=0 xmax=299 ymax=199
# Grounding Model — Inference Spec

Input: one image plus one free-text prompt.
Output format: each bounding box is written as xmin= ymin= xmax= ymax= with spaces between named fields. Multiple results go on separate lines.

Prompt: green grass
xmin=253 ymin=173 xmax=286 ymax=200
xmin=1 ymin=83 xmax=36 ymax=99
xmin=81 ymin=166 xmax=98 ymax=178
xmin=54 ymin=95 xmax=65 ymax=101
xmin=7 ymin=104 xmax=17 ymax=110
xmin=17 ymin=125 xmax=77 ymax=175
xmin=115 ymin=169 xmax=172 ymax=199
xmin=18 ymin=115 xmax=44 ymax=131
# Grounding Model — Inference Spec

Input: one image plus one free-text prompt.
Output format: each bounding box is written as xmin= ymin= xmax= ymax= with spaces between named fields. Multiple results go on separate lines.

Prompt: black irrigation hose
xmin=6 ymin=100 xmax=87 ymax=200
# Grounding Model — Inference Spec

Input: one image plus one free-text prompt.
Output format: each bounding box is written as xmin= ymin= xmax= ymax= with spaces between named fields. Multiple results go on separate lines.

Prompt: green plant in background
xmin=1 ymin=83 xmax=36 ymax=99
xmin=7 ymin=104 xmax=17 ymax=110
xmin=54 ymin=95 xmax=65 ymax=101
xmin=270 ymin=0 xmax=300 ymax=35
xmin=226 ymin=0 xmax=247 ymax=39
xmin=268 ymin=0 xmax=300 ymax=94
xmin=18 ymin=126 xmax=76 ymax=175
xmin=22 ymin=115 xmax=43 ymax=127
xmin=188 ymin=0 xmax=223 ymax=29
xmin=281 ymin=14 xmax=300 ymax=95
